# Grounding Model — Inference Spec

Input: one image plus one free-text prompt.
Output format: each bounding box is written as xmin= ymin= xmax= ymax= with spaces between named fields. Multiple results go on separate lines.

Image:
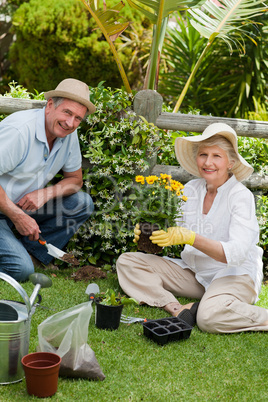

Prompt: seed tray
xmin=143 ymin=317 xmax=193 ymax=345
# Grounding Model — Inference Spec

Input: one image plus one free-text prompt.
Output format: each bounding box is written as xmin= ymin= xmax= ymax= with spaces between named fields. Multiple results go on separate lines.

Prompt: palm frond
xmin=173 ymin=0 xmax=267 ymax=111
xmin=79 ymin=0 xmax=131 ymax=92
xmin=126 ymin=0 xmax=207 ymax=23
xmin=189 ymin=0 xmax=268 ymax=50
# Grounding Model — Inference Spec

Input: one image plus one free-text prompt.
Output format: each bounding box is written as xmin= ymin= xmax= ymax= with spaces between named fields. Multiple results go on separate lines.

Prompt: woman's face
xmin=196 ymin=145 xmax=233 ymax=187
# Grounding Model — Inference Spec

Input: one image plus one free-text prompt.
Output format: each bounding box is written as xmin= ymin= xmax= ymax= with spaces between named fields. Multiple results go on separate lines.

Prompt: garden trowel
xmin=38 ymin=234 xmax=66 ymax=261
xmin=85 ymin=283 xmax=100 ymax=302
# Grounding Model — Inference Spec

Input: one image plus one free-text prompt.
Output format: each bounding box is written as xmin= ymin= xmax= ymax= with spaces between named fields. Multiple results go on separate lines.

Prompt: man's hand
xmin=13 ymin=213 xmax=41 ymax=241
xmin=133 ymin=223 xmax=141 ymax=243
xmin=16 ymin=189 xmax=48 ymax=212
xmin=150 ymin=226 xmax=196 ymax=247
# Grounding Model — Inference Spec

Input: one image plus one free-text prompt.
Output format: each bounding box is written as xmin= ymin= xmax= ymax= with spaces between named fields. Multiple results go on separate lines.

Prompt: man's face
xmin=45 ymin=98 xmax=87 ymax=143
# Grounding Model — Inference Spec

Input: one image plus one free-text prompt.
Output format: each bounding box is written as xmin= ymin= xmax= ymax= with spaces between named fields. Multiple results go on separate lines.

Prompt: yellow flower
xmin=146 ymin=175 xmax=158 ymax=185
xmin=176 ymin=190 xmax=181 ymax=196
xmin=160 ymin=173 xmax=169 ymax=180
xmin=165 ymin=185 xmax=172 ymax=191
xmin=182 ymin=195 xmax=188 ymax=202
xmin=136 ymin=175 xmax=145 ymax=184
xmin=171 ymin=181 xmax=180 ymax=191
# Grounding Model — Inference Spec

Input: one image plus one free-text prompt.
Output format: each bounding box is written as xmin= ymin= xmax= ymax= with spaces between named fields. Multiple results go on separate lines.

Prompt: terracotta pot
xmin=21 ymin=352 xmax=61 ymax=398
xmin=95 ymin=299 xmax=123 ymax=330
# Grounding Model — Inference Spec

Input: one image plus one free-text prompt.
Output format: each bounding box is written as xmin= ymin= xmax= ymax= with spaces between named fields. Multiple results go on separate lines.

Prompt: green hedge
xmin=9 ymin=0 xmax=148 ymax=92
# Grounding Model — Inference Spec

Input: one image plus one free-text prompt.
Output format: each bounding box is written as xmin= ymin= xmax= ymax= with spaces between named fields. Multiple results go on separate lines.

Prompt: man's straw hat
xmin=44 ymin=78 xmax=96 ymax=114
xmin=175 ymin=123 xmax=253 ymax=182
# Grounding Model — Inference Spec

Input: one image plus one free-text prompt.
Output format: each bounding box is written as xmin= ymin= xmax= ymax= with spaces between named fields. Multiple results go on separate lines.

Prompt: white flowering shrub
xmin=68 ymin=83 xmax=174 ymax=269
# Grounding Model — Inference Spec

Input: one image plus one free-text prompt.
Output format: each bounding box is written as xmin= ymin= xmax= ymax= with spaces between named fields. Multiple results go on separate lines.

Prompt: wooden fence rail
xmin=1 ymin=92 xmax=268 ymax=189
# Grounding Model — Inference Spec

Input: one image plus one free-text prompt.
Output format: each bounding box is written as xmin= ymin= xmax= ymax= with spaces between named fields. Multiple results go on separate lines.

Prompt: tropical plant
xmin=160 ymin=12 xmax=268 ymax=118
xmin=79 ymin=1 xmax=206 ymax=92
xmin=159 ymin=12 xmax=210 ymax=111
xmin=125 ymin=0 xmax=206 ymax=90
xmin=79 ymin=0 xmax=132 ymax=93
xmin=246 ymin=97 xmax=268 ymax=122
xmin=173 ymin=0 xmax=268 ymax=112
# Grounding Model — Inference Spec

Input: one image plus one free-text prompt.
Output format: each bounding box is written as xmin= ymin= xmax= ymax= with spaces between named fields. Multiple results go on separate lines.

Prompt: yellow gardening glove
xmin=150 ymin=226 xmax=196 ymax=247
xmin=133 ymin=223 xmax=141 ymax=243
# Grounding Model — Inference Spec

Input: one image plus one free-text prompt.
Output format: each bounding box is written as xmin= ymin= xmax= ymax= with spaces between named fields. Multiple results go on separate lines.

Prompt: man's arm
xmin=16 ymin=168 xmax=83 ymax=212
xmin=0 ymin=185 xmax=41 ymax=241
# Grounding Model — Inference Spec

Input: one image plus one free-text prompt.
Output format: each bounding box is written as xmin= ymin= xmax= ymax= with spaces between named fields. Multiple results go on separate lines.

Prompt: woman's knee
xmin=116 ymin=253 xmax=133 ymax=272
xmin=197 ymin=301 xmax=223 ymax=333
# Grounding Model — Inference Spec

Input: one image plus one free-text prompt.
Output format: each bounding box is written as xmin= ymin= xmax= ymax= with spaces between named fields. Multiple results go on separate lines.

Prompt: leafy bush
xmin=8 ymin=0 xmax=149 ymax=92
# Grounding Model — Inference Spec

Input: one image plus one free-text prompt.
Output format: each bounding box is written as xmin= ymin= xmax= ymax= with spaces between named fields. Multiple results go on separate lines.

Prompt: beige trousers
xmin=116 ymin=252 xmax=268 ymax=333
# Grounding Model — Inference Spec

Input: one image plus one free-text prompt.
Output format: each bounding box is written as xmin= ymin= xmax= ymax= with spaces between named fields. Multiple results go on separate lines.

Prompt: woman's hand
xmin=133 ymin=223 xmax=141 ymax=243
xmin=150 ymin=226 xmax=196 ymax=247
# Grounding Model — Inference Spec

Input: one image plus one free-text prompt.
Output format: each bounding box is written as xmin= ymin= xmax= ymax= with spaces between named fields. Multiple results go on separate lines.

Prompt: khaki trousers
xmin=116 ymin=252 xmax=268 ymax=333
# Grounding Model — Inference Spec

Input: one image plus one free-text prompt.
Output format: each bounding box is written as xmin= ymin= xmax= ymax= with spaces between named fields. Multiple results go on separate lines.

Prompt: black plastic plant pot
xmin=95 ymin=299 xmax=123 ymax=330
xmin=143 ymin=317 xmax=193 ymax=345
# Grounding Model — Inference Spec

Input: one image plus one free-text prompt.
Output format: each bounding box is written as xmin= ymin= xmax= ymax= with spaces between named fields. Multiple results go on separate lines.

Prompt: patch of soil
xmin=137 ymin=222 xmax=163 ymax=254
xmin=71 ymin=265 xmax=107 ymax=281
xmin=62 ymin=253 xmax=80 ymax=266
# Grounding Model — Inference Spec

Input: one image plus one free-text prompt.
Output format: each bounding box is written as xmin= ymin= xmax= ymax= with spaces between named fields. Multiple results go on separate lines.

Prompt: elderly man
xmin=0 ymin=78 xmax=95 ymax=281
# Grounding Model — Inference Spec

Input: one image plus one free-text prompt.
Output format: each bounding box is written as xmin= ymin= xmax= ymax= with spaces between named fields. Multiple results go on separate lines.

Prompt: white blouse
xmin=164 ymin=175 xmax=263 ymax=299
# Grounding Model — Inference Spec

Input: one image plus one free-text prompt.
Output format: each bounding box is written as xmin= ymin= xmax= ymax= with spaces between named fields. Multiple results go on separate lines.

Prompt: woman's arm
xmin=193 ymin=234 xmax=227 ymax=263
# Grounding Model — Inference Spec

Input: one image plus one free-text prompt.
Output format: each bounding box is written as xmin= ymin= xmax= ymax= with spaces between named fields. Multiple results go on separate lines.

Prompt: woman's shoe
xmin=176 ymin=302 xmax=200 ymax=327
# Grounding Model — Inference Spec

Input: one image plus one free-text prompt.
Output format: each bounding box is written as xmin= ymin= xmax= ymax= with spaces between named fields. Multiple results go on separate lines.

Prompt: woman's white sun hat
xmin=44 ymin=78 xmax=96 ymax=114
xmin=175 ymin=123 xmax=253 ymax=182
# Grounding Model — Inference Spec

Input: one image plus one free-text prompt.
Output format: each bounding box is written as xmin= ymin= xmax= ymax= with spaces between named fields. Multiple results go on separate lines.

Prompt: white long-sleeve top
xmin=164 ymin=175 xmax=263 ymax=300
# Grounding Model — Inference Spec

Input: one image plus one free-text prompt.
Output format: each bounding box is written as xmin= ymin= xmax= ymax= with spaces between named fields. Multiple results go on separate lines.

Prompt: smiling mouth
xmin=203 ymin=169 xmax=216 ymax=172
xmin=59 ymin=122 xmax=70 ymax=131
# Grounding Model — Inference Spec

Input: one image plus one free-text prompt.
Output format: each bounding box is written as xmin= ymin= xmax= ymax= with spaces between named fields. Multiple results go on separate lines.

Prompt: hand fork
xmin=120 ymin=314 xmax=147 ymax=324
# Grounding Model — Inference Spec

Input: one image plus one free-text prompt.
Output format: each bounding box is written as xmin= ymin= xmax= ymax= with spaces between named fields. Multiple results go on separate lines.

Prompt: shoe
xmin=176 ymin=302 xmax=200 ymax=327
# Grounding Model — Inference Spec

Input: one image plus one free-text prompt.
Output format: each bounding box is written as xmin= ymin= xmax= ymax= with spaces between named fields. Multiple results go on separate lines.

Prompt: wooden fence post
xmin=133 ymin=89 xmax=163 ymax=124
xmin=133 ymin=90 xmax=163 ymax=174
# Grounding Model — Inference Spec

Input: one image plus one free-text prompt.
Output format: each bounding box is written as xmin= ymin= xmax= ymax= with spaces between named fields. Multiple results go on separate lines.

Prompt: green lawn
xmin=0 ymin=268 xmax=268 ymax=401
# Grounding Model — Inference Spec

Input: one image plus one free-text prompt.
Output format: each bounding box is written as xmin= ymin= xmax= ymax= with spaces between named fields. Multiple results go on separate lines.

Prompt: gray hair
xmin=50 ymin=97 xmax=65 ymax=108
xmin=193 ymin=135 xmax=239 ymax=167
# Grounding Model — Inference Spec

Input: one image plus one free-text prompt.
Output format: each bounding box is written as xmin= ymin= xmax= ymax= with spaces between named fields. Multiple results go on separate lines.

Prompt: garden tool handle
xmin=38 ymin=234 xmax=47 ymax=246
xmin=88 ymin=293 xmax=95 ymax=302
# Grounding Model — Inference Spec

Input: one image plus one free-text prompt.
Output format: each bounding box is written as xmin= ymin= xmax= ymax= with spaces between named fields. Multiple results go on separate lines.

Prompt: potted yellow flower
xmin=131 ymin=173 xmax=187 ymax=254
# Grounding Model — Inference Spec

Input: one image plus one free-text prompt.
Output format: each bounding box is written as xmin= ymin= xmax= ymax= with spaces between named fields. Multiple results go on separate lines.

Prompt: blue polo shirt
xmin=0 ymin=107 xmax=82 ymax=203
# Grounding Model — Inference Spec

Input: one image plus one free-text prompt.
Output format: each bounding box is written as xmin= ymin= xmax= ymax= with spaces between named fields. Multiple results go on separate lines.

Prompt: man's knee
xmin=63 ymin=191 xmax=94 ymax=218
xmin=0 ymin=255 xmax=34 ymax=282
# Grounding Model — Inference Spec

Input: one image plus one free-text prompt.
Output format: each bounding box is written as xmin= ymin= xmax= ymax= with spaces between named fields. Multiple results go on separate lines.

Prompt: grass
xmin=0 ymin=267 xmax=268 ymax=402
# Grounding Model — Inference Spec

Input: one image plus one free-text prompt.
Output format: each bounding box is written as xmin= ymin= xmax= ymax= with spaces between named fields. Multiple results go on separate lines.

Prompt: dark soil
xmin=137 ymin=222 xmax=163 ymax=254
xmin=71 ymin=265 xmax=107 ymax=281
xmin=62 ymin=253 xmax=80 ymax=266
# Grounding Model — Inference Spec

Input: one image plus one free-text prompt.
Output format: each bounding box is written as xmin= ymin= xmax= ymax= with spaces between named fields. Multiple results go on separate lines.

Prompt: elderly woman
xmin=116 ymin=123 xmax=268 ymax=333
